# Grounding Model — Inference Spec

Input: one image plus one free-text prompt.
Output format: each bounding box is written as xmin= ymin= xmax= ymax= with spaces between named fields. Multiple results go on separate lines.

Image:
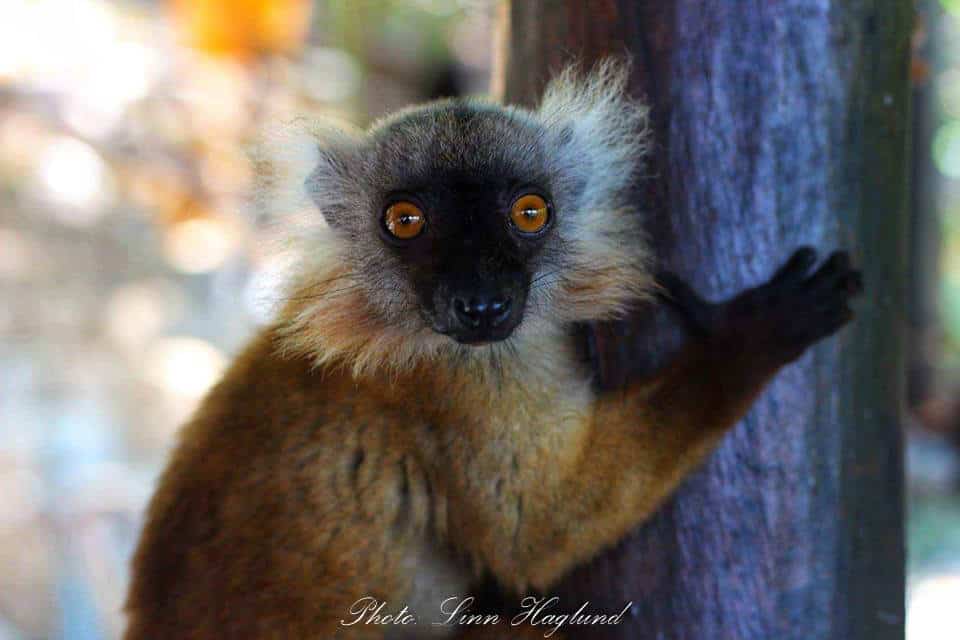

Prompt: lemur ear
xmin=536 ymin=59 xmax=650 ymax=207
xmin=252 ymin=118 xmax=364 ymax=231
xmin=304 ymin=125 xmax=365 ymax=230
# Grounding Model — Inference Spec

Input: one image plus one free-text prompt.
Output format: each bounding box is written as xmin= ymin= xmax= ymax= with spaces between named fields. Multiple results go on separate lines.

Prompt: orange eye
xmin=509 ymin=193 xmax=550 ymax=234
xmin=384 ymin=201 xmax=426 ymax=239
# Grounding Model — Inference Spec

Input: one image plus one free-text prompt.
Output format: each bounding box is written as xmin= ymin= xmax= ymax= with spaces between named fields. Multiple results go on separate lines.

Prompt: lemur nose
xmin=453 ymin=295 xmax=513 ymax=328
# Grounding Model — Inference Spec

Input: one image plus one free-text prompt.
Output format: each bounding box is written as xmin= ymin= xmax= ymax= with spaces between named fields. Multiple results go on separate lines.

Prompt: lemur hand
xmin=656 ymin=247 xmax=863 ymax=364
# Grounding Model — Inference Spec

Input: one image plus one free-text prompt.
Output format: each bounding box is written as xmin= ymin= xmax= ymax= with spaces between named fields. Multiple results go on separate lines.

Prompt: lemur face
xmin=367 ymin=106 xmax=559 ymax=344
xmin=298 ymin=64 xmax=653 ymax=359
xmin=377 ymin=185 xmax=545 ymax=344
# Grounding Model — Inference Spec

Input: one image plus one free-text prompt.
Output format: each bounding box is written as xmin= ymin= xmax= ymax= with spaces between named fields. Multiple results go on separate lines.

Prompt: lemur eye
xmin=384 ymin=201 xmax=426 ymax=240
xmin=509 ymin=194 xmax=550 ymax=234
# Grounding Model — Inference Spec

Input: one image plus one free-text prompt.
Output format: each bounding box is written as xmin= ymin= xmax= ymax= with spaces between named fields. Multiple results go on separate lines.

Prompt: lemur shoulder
xmin=125 ymin=63 xmax=863 ymax=639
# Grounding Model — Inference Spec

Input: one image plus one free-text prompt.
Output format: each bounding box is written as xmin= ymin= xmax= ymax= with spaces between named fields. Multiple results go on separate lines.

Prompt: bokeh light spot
xmin=37 ymin=137 xmax=112 ymax=223
xmin=105 ymin=280 xmax=185 ymax=349
xmin=144 ymin=337 xmax=227 ymax=398
xmin=933 ymin=121 xmax=960 ymax=179
xmin=163 ymin=217 xmax=240 ymax=273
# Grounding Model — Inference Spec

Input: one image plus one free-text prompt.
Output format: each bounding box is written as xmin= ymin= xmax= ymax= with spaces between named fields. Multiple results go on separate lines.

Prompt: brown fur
xmin=124 ymin=286 xmax=798 ymax=639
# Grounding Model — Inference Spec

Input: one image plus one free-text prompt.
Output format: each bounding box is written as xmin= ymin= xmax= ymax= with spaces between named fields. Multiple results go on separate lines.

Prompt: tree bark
xmin=495 ymin=2 xmax=909 ymax=639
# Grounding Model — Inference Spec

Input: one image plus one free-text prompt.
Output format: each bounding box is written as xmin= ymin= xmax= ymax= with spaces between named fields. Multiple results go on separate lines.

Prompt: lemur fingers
xmin=692 ymin=247 xmax=864 ymax=365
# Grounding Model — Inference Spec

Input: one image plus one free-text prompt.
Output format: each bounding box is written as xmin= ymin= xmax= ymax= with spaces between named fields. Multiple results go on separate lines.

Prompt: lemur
xmin=124 ymin=62 xmax=863 ymax=639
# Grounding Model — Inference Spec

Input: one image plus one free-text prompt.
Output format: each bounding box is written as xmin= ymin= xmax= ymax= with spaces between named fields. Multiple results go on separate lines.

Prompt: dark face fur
xmin=369 ymin=106 xmax=558 ymax=344
xmin=287 ymin=63 xmax=653 ymax=369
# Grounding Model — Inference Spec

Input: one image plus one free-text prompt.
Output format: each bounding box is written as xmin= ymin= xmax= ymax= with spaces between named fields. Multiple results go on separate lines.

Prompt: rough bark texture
xmin=496 ymin=1 xmax=909 ymax=639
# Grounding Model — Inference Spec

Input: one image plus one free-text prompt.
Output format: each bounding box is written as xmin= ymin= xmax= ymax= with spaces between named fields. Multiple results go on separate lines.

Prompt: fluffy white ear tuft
xmin=251 ymin=116 xmax=364 ymax=230
xmin=532 ymin=60 xmax=655 ymax=321
xmin=251 ymin=118 xmax=320 ymax=223
xmin=538 ymin=59 xmax=648 ymax=144
xmin=537 ymin=59 xmax=650 ymax=208
xmin=247 ymin=116 xmax=367 ymax=325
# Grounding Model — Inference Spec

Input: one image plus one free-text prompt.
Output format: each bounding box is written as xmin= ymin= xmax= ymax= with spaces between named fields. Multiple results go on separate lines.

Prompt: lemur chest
xmin=389 ymin=383 xmax=592 ymax=635
xmin=434 ymin=375 xmax=594 ymax=524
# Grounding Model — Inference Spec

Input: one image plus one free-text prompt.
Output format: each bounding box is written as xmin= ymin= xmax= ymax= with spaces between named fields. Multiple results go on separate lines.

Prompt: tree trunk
xmin=495 ymin=2 xmax=909 ymax=639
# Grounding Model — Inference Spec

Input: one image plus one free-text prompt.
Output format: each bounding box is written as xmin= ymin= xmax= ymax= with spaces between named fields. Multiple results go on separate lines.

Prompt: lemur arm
xmin=506 ymin=248 xmax=862 ymax=589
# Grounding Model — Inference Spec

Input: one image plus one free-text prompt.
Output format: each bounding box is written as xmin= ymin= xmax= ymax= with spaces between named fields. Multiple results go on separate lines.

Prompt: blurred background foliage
xmin=0 ymin=1 xmax=958 ymax=639
xmin=0 ymin=1 xmax=491 ymax=638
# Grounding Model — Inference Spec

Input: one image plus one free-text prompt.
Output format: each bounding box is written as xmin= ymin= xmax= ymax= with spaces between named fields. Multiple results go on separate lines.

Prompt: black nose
xmin=452 ymin=295 xmax=513 ymax=329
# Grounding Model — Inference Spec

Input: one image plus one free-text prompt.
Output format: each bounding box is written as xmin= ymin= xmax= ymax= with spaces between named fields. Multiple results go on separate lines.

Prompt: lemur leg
xmin=511 ymin=248 xmax=863 ymax=589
